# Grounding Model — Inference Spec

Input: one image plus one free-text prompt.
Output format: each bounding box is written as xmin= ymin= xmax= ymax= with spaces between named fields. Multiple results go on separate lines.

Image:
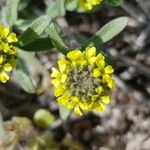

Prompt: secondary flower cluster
xmin=51 ymin=47 xmax=115 ymax=115
xmin=0 ymin=24 xmax=18 ymax=83
xmin=79 ymin=0 xmax=103 ymax=10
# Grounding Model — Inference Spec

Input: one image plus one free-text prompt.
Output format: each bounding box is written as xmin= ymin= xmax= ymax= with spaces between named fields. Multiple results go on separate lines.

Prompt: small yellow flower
xmin=0 ymin=24 xmax=18 ymax=83
xmin=79 ymin=0 xmax=103 ymax=10
xmin=51 ymin=47 xmax=115 ymax=115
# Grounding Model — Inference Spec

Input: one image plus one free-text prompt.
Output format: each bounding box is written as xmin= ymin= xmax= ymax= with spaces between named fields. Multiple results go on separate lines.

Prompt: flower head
xmin=51 ymin=47 xmax=115 ymax=115
xmin=0 ymin=24 xmax=18 ymax=83
xmin=79 ymin=0 xmax=103 ymax=10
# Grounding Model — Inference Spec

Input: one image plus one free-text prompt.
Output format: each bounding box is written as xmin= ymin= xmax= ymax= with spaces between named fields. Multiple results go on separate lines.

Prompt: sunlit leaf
xmin=46 ymin=0 xmax=65 ymax=19
xmin=82 ymin=17 xmax=129 ymax=48
xmin=18 ymin=15 xmax=51 ymax=46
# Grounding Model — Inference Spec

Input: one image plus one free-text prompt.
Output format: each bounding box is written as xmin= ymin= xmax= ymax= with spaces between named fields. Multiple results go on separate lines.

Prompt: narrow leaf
xmin=83 ymin=17 xmax=129 ymax=48
xmin=59 ymin=106 xmax=70 ymax=120
xmin=6 ymin=0 xmax=20 ymax=26
xmin=18 ymin=15 xmax=51 ymax=46
xmin=20 ymin=37 xmax=53 ymax=51
xmin=46 ymin=0 xmax=65 ymax=19
xmin=46 ymin=23 xmax=70 ymax=55
xmin=14 ymin=57 xmax=35 ymax=93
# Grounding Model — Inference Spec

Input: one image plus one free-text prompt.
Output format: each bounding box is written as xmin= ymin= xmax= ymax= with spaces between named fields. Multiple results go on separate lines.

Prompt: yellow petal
xmin=2 ymin=28 xmax=9 ymax=38
xmin=74 ymin=106 xmax=82 ymax=116
xmin=95 ymin=86 xmax=103 ymax=94
xmin=71 ymin=96 xmax=79 ymax=103
xmin=0 ymin=55 xmax=4 ymax=64
xmin=57 ymin=94 xmax=70 ymax=105
xmin=0 ymin=71 xmax=9 ymax=83
xmin=61 ymin=74 xmax=67 ymax=83
xmin=58 ymin=58 xmax=67 ymax=73
xmin=89 ymin=0 xmax=102 ymax=5
xmin=51 ymin=67 xmax=60 ymax=77
xmin=96 ymin=54 xmax=105 ymax=70
xmin=7 ymin=33 xmax=18 ymax=43
xmin=0 ymin=43 xmax=10 ymax=53
xmin=51 ymin=79 xmax=60 ymax=88
xmin=108 ymin=79 xmax=115 ymax=88
xmin=102 ymin=74 xmax=111 ymax=83
xmin=66 ymin=103 xmax=75 ymax=109
xmin=67 ymin=50 xmax=83 ymax=61
xmin=54 ymin=86 xmax=64 ymax=97
xmin=79 ymin=102 xmax=89 ymax=110
xmin=101 ymin=96 xmax=110 ymax=104
xmin=88 ymin=102 xmax=96 ymax=110
xmin=93 ymin=68 xmax=101 ymax=77
xmin=79 ymin=0 xmax=92 ymax=10
xmin=85 ymin=47 xmax=96 ymax=59
xmin=3 ymin=63 xmax=12 ymax=71
xmin=9 ymin=46 xmax=17 ymax=55
xmin=104 ymin=65 xmax=114 ymax=74
xmin=96 ymin=103 xmax=105 ymax=112
xmin=88 ymin=57 xmax=97 ymax=65
xmin=102 ymin=74 xmax=115 ymax=88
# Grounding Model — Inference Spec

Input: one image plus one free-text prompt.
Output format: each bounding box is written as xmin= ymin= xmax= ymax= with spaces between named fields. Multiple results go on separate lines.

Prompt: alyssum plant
xmin=0 ymin=0 xmax=128 ymax=118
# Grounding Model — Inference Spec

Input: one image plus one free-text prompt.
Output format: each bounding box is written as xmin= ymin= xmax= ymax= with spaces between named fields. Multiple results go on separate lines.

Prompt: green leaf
xmin=0 ymin=113 xmax=6 ymax=139
xmin=18 ymin=0 xmax=30 ymax=11
xmin=18 ymin=15 xmax=51 ymax=46
xmin=14 ymin=56 xmax=35 ymax=93
xmin=82 ymin=17 xmax=129 ymax=48
xmin=46 ymin=0 xmax=65 ymax=19
xmin=59 ymin=106 xmax=70 ymax=120
xmin=46 ymin=23 xmax=70 ymax=55
xmin=6 ymin=0 xmax=20 ymax=26
xmin=65 ymin=0 xmax=78 ymax=11
xmin=14 ymin=19 xmax=33 ymax=31
xmin=18 ymin=50 xmax=49 ymax=77
xmin=20 ymin=37 xmax=53 ymax=52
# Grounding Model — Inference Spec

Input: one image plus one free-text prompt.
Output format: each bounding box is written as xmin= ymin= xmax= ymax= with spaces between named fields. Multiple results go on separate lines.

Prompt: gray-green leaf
xmin=46 ymin=23 xmax=70 ymax=55
xmin=6 ymin=0 xmax=20 ymax=27
xmin=18 ymin=15 xmax=51 ymax=46
xmin=59 ymin=106 xmax=70 ymax=120
xmin=46 ymin=0 xmax=65 ymax=19
xmin=14 ymin=56 xmax=35 ymax=93
xmin=65 ymin=0 xmax=78 ymax=11
xmin=83 ymin=17 xmax=129 ymax=48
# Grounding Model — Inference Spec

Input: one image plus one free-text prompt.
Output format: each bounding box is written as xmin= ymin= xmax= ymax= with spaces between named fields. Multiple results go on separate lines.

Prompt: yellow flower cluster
xmin=79 ymin=0 xmax=103 ymax=10
xmin=0 ymin=24 xmax=18 ymax=83
xmin=51 ymin=47 xmax=115 ymax=115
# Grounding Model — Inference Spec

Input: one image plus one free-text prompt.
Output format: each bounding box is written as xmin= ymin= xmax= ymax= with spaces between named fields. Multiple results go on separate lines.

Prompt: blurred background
xmin=0 ymin=0 xmax=150 ymax=149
